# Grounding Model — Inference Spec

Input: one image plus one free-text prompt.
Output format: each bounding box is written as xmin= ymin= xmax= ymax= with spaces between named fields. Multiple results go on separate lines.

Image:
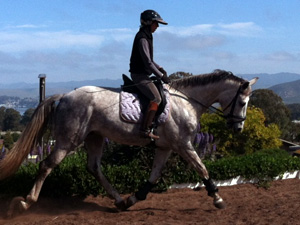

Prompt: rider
xmin=129 ymin=9 xmax=170 ymax=140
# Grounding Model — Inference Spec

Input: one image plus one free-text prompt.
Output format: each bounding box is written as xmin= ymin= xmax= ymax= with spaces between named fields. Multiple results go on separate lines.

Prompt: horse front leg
xmin=178 ymin=147 xmax=226 ymax=209
xmin=125 ymin=148 xmax=171 ymax=209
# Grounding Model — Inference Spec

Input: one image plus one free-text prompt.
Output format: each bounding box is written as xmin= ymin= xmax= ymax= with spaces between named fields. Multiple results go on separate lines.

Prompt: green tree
xmin=11 ymin=132 xmax=21 ymax=142
xmin=249 ymin=89 xmax=291 ymax=139
xmin=286 ymin=103 xmax=300 ymax=121
xmin=0 ymin=106 xmax=5 ymax=130
xmin=200 ymin=106 xmax=282 ymax=156
xmin=20 ymin=108 xmax=35 ymax=127
xmin=3 ymin=131 xmax=14 ymax=149
xmin=169 ymin=71 xmax=193 ymax=80
xmin=3 ymin=108 xmax=21 ymax=131
xmin=288 ymin=122 xmax=300 ymax=143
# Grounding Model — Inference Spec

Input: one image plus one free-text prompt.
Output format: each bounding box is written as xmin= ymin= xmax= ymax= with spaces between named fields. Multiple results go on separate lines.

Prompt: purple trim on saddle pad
xmin=120 ymin=86 xmax=170 ymax=124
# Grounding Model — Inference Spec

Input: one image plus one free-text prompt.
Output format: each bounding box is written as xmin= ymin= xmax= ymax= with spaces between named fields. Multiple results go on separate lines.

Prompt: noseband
xmin=221 ymin=85 xmax=246 ymax=124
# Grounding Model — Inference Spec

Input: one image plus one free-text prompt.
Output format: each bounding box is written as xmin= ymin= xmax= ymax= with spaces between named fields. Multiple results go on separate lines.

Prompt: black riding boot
xmin=140 ymin=102 xmax=159 ymax=139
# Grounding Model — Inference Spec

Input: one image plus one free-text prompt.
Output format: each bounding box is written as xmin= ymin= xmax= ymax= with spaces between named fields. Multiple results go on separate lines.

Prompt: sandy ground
xmin=0 ymin=179 xmax=300 ymax=225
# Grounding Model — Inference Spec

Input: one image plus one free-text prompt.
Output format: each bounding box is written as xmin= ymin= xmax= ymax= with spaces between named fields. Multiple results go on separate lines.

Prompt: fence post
xmin=38 ymin=74 xmax=46 ymax=103
xmin=38 ymin=74 xmax=46 ymax=158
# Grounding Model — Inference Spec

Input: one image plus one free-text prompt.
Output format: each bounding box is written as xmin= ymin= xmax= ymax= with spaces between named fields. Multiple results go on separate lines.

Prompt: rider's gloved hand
xmin=161 ymin=74 xmax=170 ymax=84
xmin=159 ymin=68 xmax=170 ymax=84
xmin=159 ymin=67 xmax=167 ymax=76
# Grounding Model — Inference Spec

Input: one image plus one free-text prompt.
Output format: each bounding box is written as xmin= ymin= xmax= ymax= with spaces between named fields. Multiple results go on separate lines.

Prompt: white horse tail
xmin=0 ymin=94 xmax=64 ymax=180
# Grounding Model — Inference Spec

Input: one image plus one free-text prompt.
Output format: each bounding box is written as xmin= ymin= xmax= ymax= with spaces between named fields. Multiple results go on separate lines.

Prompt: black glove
xmin=159 ymin=67 xmax=167 ymax=76
xmin=159 ymin=68 xmax=170 ymax=84
xmin=161 ymin=73 xmax=170 ymax=84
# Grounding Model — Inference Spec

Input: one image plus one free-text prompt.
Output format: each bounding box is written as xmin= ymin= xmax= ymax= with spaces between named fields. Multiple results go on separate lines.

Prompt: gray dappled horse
xmin=0 ymin=70 xmax=257 ymax=216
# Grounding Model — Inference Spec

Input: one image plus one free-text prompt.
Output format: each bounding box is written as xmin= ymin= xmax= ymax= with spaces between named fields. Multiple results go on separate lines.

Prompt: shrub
xmin=3 ymin=132 xmax=14 ymax=150
xmin=200 ymin=106 xmax=282 ymax=156
xmin=205 ymin=149 xmax=300 ymax=181
xmin=1 ymin=147 xmax=299 ymax=198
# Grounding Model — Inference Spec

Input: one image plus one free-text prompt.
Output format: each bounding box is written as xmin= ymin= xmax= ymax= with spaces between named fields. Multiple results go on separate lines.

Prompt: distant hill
xmin=0 ymin=78 xmax=123 ymax=98
xmin=238 ymin=72 xmax=300 ymax=90
xmin=269 ymin=79 xmax=300 ymax=104
xmin=1 ymin=72 xmax=300 ymax=103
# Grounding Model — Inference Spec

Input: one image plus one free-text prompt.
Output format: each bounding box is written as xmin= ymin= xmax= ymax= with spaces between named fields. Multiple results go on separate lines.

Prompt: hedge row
xmin=0 ymin=147 xmax=300 ymax=198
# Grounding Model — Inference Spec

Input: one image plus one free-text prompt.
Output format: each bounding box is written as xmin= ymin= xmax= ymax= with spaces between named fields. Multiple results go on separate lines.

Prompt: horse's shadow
xmin=0 ymin=195 xmax=119 ymax=219
xmin=126 ymin=207 xmax=167 ymax=213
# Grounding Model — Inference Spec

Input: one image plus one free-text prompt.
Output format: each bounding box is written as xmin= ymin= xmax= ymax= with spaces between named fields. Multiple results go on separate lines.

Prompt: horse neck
xmin=173 ymin=81 xmax=240 ymax=110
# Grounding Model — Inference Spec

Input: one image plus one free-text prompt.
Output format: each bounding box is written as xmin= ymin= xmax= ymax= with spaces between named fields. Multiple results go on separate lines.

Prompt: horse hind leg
xmin=125 ymin=148 xmax=172 ymax=209
xmin=84 ymin=133 xmax=125 ymax=211
xmin=7 ymin=146 xmax=69 ymax=218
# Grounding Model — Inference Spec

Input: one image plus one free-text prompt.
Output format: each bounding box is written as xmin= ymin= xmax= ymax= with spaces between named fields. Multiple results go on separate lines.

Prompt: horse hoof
xmin=213 ymin=197 xmax=226 ymax=209
xmin=125 ymin=195 xmax=138 ymax=209
xmin=6 ymin=196 xmax=26 ymax=218
xmin=20 ymin=201 xmax=30 ymax=211
xmin=114 ymin=200 xmax=127 ymax=211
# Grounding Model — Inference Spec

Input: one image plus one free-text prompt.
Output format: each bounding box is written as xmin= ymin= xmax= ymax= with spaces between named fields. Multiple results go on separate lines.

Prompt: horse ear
xmin=241 ymin=77 xmax=259 ymax=92
xmin=249 ymin=77 xmax=259 ymax=86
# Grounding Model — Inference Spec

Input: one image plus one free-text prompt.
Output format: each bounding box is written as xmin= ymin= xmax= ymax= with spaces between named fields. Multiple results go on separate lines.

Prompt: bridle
xmin=172 ymin=83 xmax=247 ymax=125
xmin=221 ymin=85 xmax=247 ymax=125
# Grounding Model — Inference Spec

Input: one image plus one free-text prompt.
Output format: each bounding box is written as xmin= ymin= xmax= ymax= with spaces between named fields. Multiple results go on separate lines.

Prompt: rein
xmin=171 ymin=83 xmax=246 ymax=124
xmin=75 ymin=77 xmax=246 ymax=124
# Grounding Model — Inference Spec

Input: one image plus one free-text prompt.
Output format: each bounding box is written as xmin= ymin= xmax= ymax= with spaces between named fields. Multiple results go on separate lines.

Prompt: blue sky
xmin=0 ymin=0 xmax=300 ymax=84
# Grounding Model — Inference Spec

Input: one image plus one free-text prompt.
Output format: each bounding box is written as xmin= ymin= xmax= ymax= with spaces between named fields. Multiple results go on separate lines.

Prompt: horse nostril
xmin=237 ymin=128 xmax=242 ymax=132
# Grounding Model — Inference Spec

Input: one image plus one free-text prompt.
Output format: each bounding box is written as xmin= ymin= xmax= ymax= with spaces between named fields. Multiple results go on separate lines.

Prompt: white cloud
xmin=218 ymin=22 xmax=262 ymax=36
xmin=160 ymin=22 xmax=262 ymax=37
xmin=265 ymin=51 xmax=297 ymax=62
xmin=0 ymin=22 xmax=260 ymax=53
xmin=0 ymin=30 xmax=105 ymax=52
xmin=0 ymin=21 xmax=296 ymax=83
xmin=156 ymin=31 xmax=225 ymax=52
xmin=160 ymin=24 xmax=214 ymax=36
xmin=5 ymin=24 xmax=45 ymax=29
xmin=154 ymin=21 xmax=263 ymax=55
xmin=92 ymin=28 xmax=134 ymax=41
xmin=0 ymin=25 xmax=135 ymax=82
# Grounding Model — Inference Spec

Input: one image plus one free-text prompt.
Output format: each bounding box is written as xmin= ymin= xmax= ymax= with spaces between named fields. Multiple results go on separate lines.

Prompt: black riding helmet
xmin=140 ymin=10 xmax=168 ymax=26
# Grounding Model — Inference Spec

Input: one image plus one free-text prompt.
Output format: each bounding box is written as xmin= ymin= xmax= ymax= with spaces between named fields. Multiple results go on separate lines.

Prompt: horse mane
xmin=170 ymin=69 xmax=245 ymax=88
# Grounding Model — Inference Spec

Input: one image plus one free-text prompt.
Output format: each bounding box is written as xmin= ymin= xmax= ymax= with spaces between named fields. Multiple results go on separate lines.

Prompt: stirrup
xmin=140 ymin=129 xmax=159 ymax=140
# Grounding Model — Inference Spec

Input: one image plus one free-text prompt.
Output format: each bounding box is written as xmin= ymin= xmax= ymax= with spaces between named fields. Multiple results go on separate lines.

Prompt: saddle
xmin=120 ymin=74 xmax=170 ymax=124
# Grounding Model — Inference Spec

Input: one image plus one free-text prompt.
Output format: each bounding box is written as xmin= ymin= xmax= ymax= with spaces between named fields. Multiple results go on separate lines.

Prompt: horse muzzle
xmin=226 ymin=116 xmax=246 ymax=132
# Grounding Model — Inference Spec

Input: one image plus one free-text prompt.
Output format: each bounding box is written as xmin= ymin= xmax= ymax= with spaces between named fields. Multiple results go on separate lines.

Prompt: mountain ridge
xmin=0 ymin=78 xmax=123 ymax=98
xmin=1 ymin=73 xmax=300 ymax=103
xmin=237 ymin=72 xmax=300 ymax=89
xmin=269 ymin=79 xmax=300 ymax=104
